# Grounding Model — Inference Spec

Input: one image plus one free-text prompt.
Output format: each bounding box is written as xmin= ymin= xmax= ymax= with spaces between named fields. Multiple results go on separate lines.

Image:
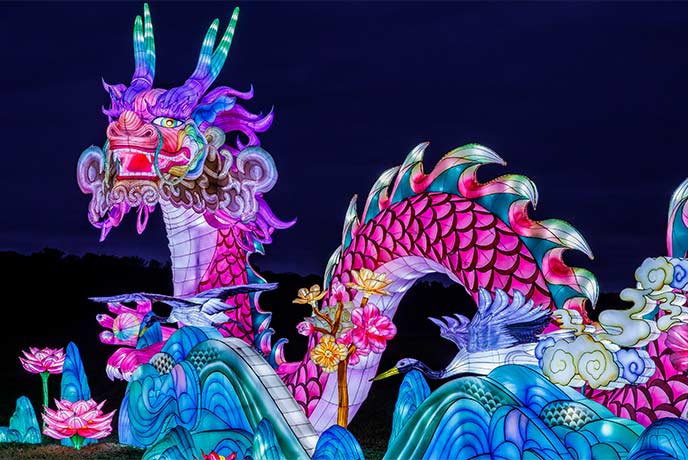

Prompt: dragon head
xmin=78 ymin=4 xmax=287 ymax=242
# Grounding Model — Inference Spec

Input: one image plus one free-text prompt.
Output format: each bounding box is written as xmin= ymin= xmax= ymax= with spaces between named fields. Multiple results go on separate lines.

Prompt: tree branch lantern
xmin=294 ymin=269 xmax=396 ymax=428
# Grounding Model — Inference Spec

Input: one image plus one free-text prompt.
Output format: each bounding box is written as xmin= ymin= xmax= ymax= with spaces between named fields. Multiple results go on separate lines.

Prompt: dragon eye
xmin=152 ymin=117 xmax=183 ymax=128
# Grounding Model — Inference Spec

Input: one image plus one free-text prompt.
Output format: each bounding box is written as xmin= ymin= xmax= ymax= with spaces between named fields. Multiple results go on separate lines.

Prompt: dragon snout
xmin=107 ymin=111 xmax=157 ymax=144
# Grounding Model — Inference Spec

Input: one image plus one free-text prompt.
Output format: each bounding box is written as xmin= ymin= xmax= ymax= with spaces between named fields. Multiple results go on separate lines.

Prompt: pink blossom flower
xmin=19 ymin=347 xmax=65 ymax=374
xmin=43 ymin=399 xmax=115 ymax=447
xmin=667 ymin=324 xmax=688 ymax=372
xmin=330 ymin=280 xmax=347 ymax=303
xmin=337 ymin=330 xmax=370 ymax=365
xmin=350 ymin=304 xmax=396 ymax=354
xmin=296 ymin=320 xmax=315 ymax=336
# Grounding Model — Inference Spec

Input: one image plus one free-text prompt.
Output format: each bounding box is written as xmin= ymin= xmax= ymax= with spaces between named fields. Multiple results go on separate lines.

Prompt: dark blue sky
xmin=1 ymin=2 xmax=687 ymax=292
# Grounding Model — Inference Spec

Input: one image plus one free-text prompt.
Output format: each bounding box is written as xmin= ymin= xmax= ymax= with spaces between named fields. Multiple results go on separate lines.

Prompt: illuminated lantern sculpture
xmin=77 ymin=3 xmax=688 ymax=456
xmin=18 ymin=346 xmax=64 ymax=427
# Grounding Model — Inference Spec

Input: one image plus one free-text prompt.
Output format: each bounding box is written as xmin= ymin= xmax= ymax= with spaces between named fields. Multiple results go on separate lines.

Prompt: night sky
xmin=2 ymin=2 xmax=688 ymax=293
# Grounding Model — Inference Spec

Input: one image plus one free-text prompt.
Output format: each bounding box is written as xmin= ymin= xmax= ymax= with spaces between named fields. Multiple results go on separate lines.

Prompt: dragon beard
xmin=77 ymin=127 xmax=283 ymax=241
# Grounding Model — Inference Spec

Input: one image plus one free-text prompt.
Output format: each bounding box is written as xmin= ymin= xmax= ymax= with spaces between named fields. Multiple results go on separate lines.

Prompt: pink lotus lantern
xmin=19 ymin=347 xmax=65 ymax=374
xmin=19 ymin=347 xmax=65 ymax=425
xmin=43 ymin=399 xmax=115 ymax=450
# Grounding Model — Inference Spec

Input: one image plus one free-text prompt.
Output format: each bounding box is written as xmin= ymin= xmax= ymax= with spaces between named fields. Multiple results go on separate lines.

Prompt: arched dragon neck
xmin=277 ymin=143 xmax=598 ymax=431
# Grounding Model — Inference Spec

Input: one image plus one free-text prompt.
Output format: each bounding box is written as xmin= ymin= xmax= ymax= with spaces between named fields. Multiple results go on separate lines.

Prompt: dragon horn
xmin=209 ymin=7 xmax=240 ymax=81
xmin=183 ymin=7 xmax=240 ymax=97
xmin=131 ymin=3 xmax=155 ymax=90
xmin=188 ymin=19 xmax=220 ymax=82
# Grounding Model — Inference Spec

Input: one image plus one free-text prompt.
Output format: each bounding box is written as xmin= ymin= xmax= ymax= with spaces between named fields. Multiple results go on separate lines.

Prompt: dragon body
xmin=584 ymin=182 xmax=688 ymax=425
xmin=77 ymin=4 xmax=686 ymax=439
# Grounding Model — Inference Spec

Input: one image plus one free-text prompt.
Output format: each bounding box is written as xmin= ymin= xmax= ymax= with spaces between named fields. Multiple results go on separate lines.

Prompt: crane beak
xmin=370 ymin=366 xmax=399 ymax=382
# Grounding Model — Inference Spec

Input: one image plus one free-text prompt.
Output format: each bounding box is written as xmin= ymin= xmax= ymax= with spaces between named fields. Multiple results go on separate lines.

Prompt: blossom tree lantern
xmin=294 ymin=268 xmax=397 ymax=427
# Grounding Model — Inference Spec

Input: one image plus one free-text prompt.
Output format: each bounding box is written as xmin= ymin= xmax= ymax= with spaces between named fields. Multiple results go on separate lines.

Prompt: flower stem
xmin=336 ymin=345 xmax=357 ymax=428
xmin=360 ymin=296 xmax=369 ymax=308
xmin=312 ymin=326 xmax=330 ymax=336
xmin=71 ymin=434 xmax=84 ymax=450
xmin=312 ymin=305 xmax=334 ymax=330
xmin=336 ymin=358 xmax=349 ymax=428
xmin=332 ymin=301 xmax=343 ymax=333
xmin=40 ymin=372 xmax=49 ymax=429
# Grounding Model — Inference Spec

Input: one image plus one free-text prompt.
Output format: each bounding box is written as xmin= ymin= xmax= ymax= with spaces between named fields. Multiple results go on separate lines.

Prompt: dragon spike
xmin=341 ymin=195 xmax=360 ymax=249
xmin=131 ymin=4 xmax=155 ymax=90
xmin=498 ymin=174 xmax=539 ymax=209
xmin=344 ymin=195 xmax=359 ymax=226
xmin=667 ymin=178 xmax=688 ymax=257
xmin=323 ymin=246 xmax=342 ymax=289
xmin=573 ymin=266 xmax=599 ymax=307
xmin=447 ymin=144 xmax=506 ymax=166
xmin=182 ymin=7 xmax=240 ymax=98
xmin=387 ymin=142 xmax=429 ymax=203
xmin=669 ymin=178 xmax=688 ymax=219
xmin=541 ymin=218 xmax=594 ymax=259
xmin=361 ymin=166 xmax=401 ymax=223
xmin=400 ymin=142 xmax=429 ymax=172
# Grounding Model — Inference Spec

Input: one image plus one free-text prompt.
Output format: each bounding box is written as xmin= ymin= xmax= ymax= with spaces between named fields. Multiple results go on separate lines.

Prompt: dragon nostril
xmin=106 ymin=123 xmax=120 ymax=139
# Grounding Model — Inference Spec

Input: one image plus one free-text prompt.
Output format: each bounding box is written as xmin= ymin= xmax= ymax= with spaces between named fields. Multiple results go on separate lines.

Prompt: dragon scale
xmin=587 ymin=335 xmax=688 ymax=426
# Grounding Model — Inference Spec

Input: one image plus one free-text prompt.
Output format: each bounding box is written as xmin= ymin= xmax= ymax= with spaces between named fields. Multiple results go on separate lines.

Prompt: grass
xmin=0 ymin=431 xmax=391 ymax=459
xmin=0 ymin=431 xmax=389 ymax=459
xmin=0 ymin=436 xmax=143 ymax=460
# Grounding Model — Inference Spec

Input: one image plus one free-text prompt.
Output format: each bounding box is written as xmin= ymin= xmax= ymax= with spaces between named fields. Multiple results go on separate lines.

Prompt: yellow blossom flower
xmin=310 ymin=335 xmax=348 ymax=373
xmin=346 ymin=268 xmax=391 ymax=297
xmin=292 ymin=284 xmax=326 ymax=307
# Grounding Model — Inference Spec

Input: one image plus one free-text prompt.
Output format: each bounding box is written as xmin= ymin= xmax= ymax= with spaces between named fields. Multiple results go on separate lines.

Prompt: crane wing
xmin=200 ymin=299 xmax=238 ymax=315
xmin=89 ymin=292 xmax=177 ymax=303
xmin=467 ymin=288 xmax=551 ymax=352
xmin=428 ymin=314 xmax=470 ymax=350
xmin=192 ymin=283 xmax=278 ymax=299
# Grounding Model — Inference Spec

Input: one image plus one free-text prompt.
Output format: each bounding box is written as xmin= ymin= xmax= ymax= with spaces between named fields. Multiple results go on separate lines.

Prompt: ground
xmin=0 ymin=436 xmax=143 ymax=460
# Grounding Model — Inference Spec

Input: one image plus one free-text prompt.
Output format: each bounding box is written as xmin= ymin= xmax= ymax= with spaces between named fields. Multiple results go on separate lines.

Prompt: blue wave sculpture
xmin=385 ymin=365 xmax=645 ymax=460
xmin=253 ymin=418 xmax=284 ymax=460
xmin=628 ymin=418 xmax=688 ymax=460
xmin=390 ymin=370 xmax=430 ymax=442
xmin=125 ymin=327 xmax=688 ymax=460
xmin=128 ymin=327 xmax=363 ymax=459
xmin=312 ymin=425 xmax=364 ymax=460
